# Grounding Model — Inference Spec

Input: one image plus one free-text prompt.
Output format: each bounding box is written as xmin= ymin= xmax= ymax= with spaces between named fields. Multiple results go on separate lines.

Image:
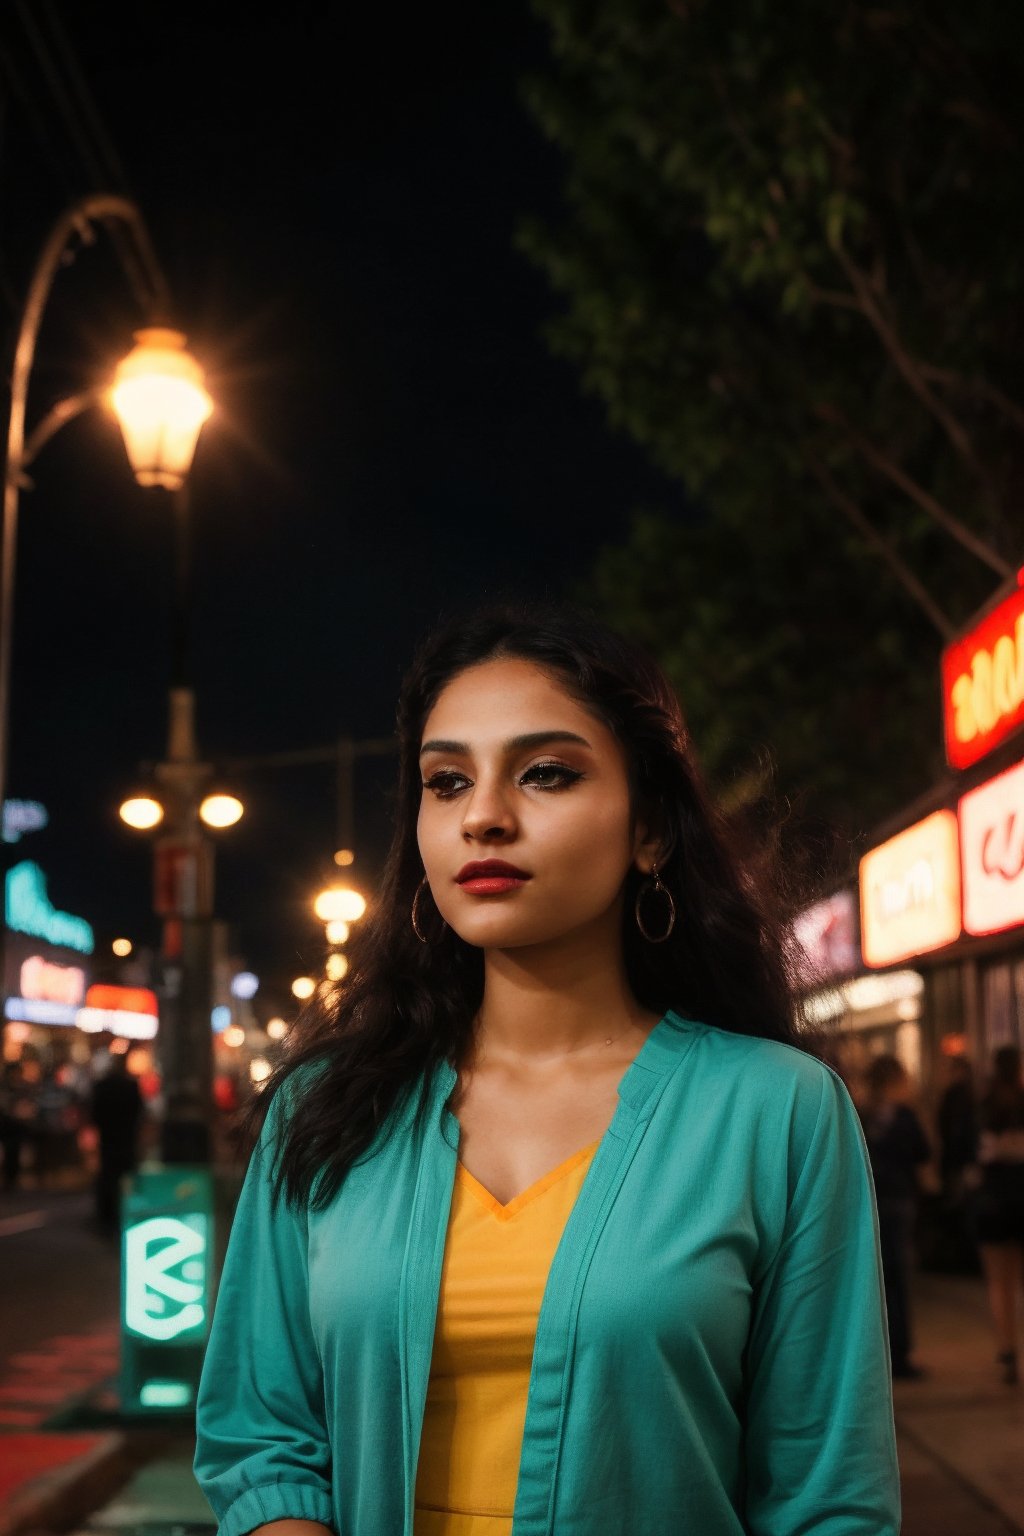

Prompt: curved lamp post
xmin=0 ymin=194 xmax=211 ymax=821
xmin=1 ymin=194 xmax=214 ymax=1165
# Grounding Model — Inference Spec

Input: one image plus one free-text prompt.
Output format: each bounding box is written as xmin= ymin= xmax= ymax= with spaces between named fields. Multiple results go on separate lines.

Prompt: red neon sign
xmin=83 ymin=984 xmax=158 ymax=1015
xmin=942 ymin=585 xmax=1024 ymax=770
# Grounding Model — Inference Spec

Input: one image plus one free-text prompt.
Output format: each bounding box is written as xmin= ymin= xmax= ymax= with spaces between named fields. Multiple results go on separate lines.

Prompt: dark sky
xmin=1 ymin=3 xmax=683 ymax=1006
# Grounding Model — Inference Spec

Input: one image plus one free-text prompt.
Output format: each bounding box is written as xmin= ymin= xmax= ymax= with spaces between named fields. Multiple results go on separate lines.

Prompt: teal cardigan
xmin=194 ymin=1011 xmax=900 ymax=1535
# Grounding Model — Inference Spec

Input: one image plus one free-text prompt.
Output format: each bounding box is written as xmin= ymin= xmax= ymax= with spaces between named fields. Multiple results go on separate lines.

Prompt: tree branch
xmin=806 ymin=454 xmax=955 ymax=638
xmin=814 ymin=402 xmax=1014 ymax=579
xmin=829 ymin=235 xmax=984 ymax=472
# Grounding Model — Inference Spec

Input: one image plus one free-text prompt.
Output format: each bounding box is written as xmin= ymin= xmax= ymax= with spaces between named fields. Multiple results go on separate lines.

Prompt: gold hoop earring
xmin=412 ymin=877 xmax=445 ymax=944
xmin=635 ymin=865 xmax=676 ymax=944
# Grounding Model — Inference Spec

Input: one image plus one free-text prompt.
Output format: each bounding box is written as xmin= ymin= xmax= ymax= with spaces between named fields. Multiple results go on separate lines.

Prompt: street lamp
xmin=0 ymin=195 xmax=211 ymax=824
xmin=1 ymin=194 xmax=216 ymax=1167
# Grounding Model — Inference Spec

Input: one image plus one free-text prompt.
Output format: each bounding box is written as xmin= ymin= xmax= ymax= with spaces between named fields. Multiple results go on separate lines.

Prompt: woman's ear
xmin=633 ymin=817 xmax=672 ymax=875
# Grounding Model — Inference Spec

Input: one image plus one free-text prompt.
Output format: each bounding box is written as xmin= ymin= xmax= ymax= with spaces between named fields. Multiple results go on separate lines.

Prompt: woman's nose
xmin=460 ymin=777 xmax=517 ymax=842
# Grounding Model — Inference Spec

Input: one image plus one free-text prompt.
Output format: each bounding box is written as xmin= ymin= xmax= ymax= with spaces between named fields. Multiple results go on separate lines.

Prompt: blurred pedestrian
xmin=0 ymin=1061 xmax=34 ymax=1190
xmin=974 ymin=1045 xmax=1024 ymax=1385
xmin=90 ymin=1052 xmax=144 ymax=1235
xmin=194 ymin=602 xmax=900 ymax=1535
xmin=860 ymin=1054 xmax=931 ymax=1379
xmin=938 ymin=1055 xmax=977 ymax=1200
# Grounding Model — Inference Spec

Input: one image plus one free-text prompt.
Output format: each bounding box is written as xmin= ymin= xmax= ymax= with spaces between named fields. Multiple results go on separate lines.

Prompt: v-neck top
xmin=195 ymin=1010 xmax=901 ymax=1535
xmin=414 ymin=1142 xmax=599 ymax=1534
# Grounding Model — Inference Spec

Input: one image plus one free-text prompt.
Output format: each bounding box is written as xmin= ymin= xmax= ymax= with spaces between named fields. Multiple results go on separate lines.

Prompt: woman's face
xmin=417 ymin=657 xmax=659 ymax=952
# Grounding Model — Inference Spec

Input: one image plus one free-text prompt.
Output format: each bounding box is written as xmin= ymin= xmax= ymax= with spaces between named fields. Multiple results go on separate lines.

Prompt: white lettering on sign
xmin=124 ymin=1216 xmax=207 ymax=1341
xmin=877 ymin=858 xmax=935 ymax=918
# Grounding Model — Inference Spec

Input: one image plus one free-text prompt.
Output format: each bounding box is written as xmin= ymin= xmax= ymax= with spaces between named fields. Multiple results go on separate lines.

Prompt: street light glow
xmin=326 ymin=952 xmax=349 ymax=982
xmin=325 ymin=920 xmax=350 ymax=946
xmin=314 ymin=886 xmax=367 ymax=923
xmin=112 ymin=938 xmax=133 ymax=957
xmin=120 ymin=796 xmax=164 ymax=830
xmin=110 ymin=328 xmax=213 ymax=490
xmin=223 ymin=1024 xmax=245 ymax=1048
xmin=199 ymin=793 xmax=244 ymax=829
xmin=266 ymin=1017 xmax=288 ymax=1041
xmin=291 ymin=976 xmax=316 ymax=1000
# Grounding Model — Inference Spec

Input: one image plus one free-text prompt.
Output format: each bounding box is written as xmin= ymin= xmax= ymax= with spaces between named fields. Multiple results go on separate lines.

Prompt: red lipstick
xmin=456 ymin=859 xmax=531 ymax=895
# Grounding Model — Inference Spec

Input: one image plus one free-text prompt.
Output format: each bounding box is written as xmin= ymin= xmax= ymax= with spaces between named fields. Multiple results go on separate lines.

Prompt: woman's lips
xmin=455 ymin=861 xmax=531 ymax=895
xmin=458 ymin=875 xmax=529 ymax=895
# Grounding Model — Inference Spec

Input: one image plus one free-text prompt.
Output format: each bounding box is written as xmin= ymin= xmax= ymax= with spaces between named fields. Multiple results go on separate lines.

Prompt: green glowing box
xmin=120 ymin=1166 xmax=215 ymax=1416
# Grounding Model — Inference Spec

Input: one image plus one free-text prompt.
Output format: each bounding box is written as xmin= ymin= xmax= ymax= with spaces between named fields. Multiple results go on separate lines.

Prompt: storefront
xmin=845 ymin=579 xmax=1024 ymax=1099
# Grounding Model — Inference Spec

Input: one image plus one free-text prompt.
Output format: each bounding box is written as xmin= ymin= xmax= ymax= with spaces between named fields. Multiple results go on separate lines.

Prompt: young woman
xmin=974 ymin=1045 xmax=1024 ymax=1384
xmin=194 ymin=605 xmax=899 ymax=1536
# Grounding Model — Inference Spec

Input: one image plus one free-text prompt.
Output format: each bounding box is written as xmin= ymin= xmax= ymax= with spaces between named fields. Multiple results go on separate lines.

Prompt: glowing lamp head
xmin=112 ymin=938 xmax=133 ymax=958
xmin=325 ymin=919 xmax=350 ymax=946
xmin=200 ymin=793 xmax=244 ymax=829
xmin=291 ymin=976 xmax=316 ymax=1001
xmin=266 ymin=1017 xmax=288 ymax=1041
xmin=120 ymin=795 xmax=164 ymax=830
xmin=313 ymin=886 xmax=367 ymax=924
xmin=110 ymin=327 xmax=213 ymax=490
xmin=223 ymin=1024 xmax=245 ymax=1048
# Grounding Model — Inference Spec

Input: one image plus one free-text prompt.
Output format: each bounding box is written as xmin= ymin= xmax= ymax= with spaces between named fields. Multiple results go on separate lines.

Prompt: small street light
xmin=119 ymin=795 xmax=165 ymax=830
xmin=313 ymin=885 xmax=367 ymax=924
xmin=291 ymin=976 xmax=316 ymax=1001
xmin=199 ymin=793 xmax=244 ymax=829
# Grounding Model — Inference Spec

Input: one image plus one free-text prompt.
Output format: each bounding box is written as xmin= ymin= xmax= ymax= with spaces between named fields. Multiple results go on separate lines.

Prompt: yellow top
xmin=413 ymin=1141 xmax=599 ymax=1536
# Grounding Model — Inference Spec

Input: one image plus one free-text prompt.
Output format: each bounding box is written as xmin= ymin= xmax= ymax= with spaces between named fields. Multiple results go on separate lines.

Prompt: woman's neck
xmin=473 ymin=920 xmax=657 ymax=1066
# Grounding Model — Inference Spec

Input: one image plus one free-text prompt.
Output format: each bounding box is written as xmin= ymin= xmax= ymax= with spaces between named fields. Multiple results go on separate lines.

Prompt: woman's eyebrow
xmin=419 ymin=730 xmax=592 ymax=757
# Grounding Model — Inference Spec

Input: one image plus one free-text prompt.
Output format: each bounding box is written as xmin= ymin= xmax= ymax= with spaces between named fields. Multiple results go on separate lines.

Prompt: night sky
xmin=1 ymin=3 xmax=684 ymax=1006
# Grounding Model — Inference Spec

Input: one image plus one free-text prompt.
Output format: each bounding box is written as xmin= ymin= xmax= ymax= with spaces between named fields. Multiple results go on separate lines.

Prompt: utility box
xmin=120 ymin=1165 xmax=216 ymax=1415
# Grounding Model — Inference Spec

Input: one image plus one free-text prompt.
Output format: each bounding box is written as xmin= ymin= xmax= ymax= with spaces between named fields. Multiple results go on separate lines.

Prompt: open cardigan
xmin=194 ymin=1010 xmax=900 ymax=1535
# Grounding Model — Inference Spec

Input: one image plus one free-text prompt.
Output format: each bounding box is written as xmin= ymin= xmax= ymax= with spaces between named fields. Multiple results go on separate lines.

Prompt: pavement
xmin=2 ymin=1267 xmax=1024 ymax=1534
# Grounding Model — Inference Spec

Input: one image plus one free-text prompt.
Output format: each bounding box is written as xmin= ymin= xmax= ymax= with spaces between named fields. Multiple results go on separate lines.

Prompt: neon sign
xmin=20 ymin=955 xmax=86 ymax=1006
xmin=960 ymin=759 xmax=1024 ymax=936
xmin=860 ymin=811 xmax=962 ymax=967
xmin=77 ymin=985 xmax=159 ymax=1041
xmin=2 ymin=799 xmax=48 ymax=844
xmin=124 ymin=1214 xmax=209 ymax=1341
xmin=5 ymin=862 xmax=94 ymax=954
xmin=942 ymin=585 xmax=1024 ymax=769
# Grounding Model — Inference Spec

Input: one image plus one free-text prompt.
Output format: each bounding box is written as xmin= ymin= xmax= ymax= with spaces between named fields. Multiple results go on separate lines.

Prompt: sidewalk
xmin=896 ymin=1271 xmax=1024 ymax=1534
xmin=3 ymin=1270 xmax=1023 ymax=1536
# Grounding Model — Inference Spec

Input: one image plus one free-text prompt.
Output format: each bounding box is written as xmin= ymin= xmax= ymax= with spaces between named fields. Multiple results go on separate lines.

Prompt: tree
xmin=522 ymin=0 xmax=1024 ymax=847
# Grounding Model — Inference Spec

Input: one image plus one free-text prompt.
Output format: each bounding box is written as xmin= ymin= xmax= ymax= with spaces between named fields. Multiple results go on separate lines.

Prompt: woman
xmin=974 ymin=1045 xmax=1024 ymax=1384
xmin=194 ymin=604 xmax=899 ymax=1536
xmin=858 ymin=1054 xmax=931 ymax=1379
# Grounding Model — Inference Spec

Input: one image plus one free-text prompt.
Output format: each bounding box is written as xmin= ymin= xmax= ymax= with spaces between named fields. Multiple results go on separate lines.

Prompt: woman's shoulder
xmin=669 ymin=1011 xmax=839 ymax=1092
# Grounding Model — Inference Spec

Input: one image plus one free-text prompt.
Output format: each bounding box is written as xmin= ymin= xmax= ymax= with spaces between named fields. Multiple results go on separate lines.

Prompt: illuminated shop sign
xmin=960 ymin=758 xmax=1024 ymax=936
xmin=5 ymin=861 xmax=94 ymax=954
xmin=20 ymin=955 xmax=87 ymax=1006
xmin=77 ymin=985 xmax=159 ymax=1041
xmin=860 ymin=811 xmax=962 ymax=967
xmin=2 ymin=799 xmax=48 ymax=843
xmin=804 ymin=970 xmax=924 ymax=1027
xmin=942 ymin=584 xmax=1024 ymax=770
xmin=791 ymin=890 xmax=858 ymax=988
xmin=4 ymin=996 xmax=79 ymax=1027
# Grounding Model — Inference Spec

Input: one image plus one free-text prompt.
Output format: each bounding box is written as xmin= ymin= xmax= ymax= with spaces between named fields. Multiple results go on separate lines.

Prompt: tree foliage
xmin=522 ymin=0 xmax=1024 ymax=850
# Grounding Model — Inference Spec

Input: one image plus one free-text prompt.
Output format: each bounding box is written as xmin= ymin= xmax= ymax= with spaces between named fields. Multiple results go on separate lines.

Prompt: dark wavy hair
xmin=252 ymin=601 xmax=803 ymax=1208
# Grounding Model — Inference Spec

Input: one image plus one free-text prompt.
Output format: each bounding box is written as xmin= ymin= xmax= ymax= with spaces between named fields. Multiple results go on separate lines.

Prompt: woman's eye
xmin=520 ymin=762 xmax=584 ymax=791
xmin=422 ymin=771 xmax=470 ymax=800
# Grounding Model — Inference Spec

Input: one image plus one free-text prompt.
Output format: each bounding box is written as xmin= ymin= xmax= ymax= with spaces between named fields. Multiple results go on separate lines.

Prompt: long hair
xmin=252 ymin=602 xmax=802 ymax=1208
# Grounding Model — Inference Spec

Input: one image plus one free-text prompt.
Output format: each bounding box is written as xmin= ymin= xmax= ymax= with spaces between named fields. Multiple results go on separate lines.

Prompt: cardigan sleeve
xmin=193 ymin=1090 xmax=335 ymax=1536
xmin=744 ymin=1063 xmax=901 ymax=1536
